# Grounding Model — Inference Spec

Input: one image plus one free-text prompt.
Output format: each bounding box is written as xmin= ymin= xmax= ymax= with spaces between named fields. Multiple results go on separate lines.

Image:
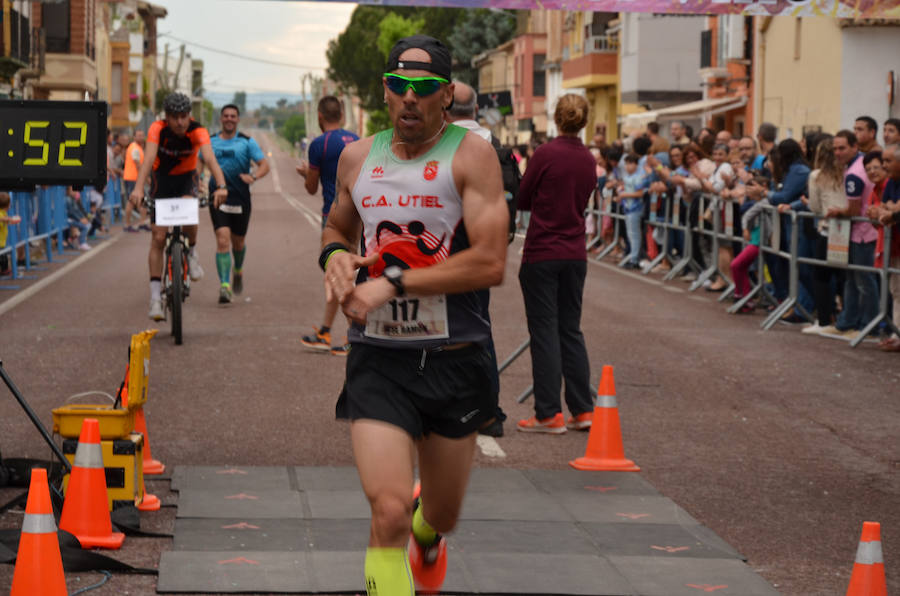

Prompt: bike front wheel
xmin=169 ymin=242 xmax=184 ymax=345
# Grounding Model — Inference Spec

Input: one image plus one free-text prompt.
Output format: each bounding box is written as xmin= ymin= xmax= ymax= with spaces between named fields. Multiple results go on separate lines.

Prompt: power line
xmin=157 ymin=33 xmax=326 ymax=70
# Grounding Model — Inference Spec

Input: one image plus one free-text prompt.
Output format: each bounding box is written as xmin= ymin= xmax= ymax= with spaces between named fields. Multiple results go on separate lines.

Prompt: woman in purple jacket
xmin=516 ymin=94 xmax=597 ymax=434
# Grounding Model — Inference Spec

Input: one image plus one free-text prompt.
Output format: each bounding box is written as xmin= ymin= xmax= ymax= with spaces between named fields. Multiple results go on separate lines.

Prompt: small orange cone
xmin=10 ymin=468 xmax=67 ymax=596
xmin=569 ymin=365 xmax=640 ymax=472
xmin=134 ymin=407 xmax=165 ymax=475
xmin=59 ymin=418 xmax=125 ymax=549
xmin=846 ymin=521 xmax=887 ymax=596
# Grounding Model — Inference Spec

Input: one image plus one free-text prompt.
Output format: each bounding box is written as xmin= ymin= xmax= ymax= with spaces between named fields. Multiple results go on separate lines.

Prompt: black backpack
xmin=492 ymin=136 xmax=522 ymax=242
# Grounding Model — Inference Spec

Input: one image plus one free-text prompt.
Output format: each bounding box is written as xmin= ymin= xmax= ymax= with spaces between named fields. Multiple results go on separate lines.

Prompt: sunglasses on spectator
xmin=384 ymin=73 xmax=449 ymax=97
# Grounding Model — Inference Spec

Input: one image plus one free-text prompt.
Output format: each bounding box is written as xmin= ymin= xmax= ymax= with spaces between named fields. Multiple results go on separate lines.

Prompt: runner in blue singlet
xmin=296 ymin=96 xmax=359 ymax=354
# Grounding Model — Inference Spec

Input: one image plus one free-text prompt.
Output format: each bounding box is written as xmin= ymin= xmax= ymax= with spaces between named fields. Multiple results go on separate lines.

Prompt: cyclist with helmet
xmin=129 ymin=92 xmax=229 ymax=321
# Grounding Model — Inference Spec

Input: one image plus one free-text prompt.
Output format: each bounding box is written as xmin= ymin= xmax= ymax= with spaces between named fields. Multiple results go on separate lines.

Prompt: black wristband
xmin=319 ymin=242 xmax=351 ymax=272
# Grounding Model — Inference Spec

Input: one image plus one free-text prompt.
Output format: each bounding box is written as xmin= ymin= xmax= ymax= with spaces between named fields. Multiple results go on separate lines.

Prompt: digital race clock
xmin=0 ymin=100 xmax=107 ymax=190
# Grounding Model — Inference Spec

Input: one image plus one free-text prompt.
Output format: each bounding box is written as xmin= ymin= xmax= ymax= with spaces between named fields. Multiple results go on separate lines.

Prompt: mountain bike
xmin=145 ymin=196 xmax=208 ymax=345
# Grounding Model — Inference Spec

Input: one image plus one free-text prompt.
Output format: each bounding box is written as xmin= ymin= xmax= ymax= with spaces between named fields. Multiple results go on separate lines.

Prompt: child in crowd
xmin=618 ymin=153 xmax=645 ymax=269
xmin=731 ymin=176 xmax=774 ymax=313
xmin=0 ymin=192 xmax=21 ymax=275
xmin=65 ymin=187 xmax=92 ymax=251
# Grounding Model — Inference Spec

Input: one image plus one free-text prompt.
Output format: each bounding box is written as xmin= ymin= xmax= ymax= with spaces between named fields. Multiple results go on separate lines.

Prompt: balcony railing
xmin=585 ymin=33 xmax=619 ymax=54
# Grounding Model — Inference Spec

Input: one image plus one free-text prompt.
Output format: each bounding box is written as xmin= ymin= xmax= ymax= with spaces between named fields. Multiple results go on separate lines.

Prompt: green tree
xmin=377 ymin=13 xmax=424 ymax=59
xmin=276 ymin=97 xmax=288 ymax=109
xmin=366 ymin=107 xmax=391 ymax=137
xmin=327 ymin=6 xmax=466 ymax=116
xmin=231 ymin=91 xmax=247 ymax=114
xmin=279 ymin=113 xmax=306 ymax=145
xmin=448 ymin=9 xmax=517 ymax=86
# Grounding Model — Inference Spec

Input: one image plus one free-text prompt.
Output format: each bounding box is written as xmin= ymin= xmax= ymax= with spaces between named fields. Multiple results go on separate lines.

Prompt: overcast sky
xmin=150 ymin=0 xmax=357 ymax=96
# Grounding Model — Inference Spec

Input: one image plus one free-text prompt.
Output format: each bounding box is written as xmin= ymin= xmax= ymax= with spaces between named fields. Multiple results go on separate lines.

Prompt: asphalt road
xmin=0 ymin=131 xmax=897 ymax=595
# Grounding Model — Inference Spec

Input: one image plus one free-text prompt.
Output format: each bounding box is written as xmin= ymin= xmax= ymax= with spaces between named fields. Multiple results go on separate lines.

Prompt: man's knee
xmin=369 ymin=493 xmax=413 ymax=544
xmin=150 ymin=229 xmax=167 ymax=249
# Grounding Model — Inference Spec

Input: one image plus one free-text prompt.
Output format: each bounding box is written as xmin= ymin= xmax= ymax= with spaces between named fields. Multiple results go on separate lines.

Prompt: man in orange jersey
xmin=129 ymin=92 xmax=228 ymax=321
xmin=123 ymin=129 xmax=150 ymax=232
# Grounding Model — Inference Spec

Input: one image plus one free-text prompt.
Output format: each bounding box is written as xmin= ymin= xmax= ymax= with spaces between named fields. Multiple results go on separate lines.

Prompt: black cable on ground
xmin=68 ymin=570 xmax=112 ymax=595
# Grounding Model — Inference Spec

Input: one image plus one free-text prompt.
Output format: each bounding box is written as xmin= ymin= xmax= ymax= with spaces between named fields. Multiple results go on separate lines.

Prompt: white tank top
xmin=349 ymin=124 xmax=490 ymax=349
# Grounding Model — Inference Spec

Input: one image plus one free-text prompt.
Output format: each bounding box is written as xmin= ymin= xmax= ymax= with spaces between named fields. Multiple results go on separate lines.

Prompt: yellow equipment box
xmin=62 ymin=432 xmax=145 ymax=511
xmin=52 ymin=329 xmax=157 ymax=439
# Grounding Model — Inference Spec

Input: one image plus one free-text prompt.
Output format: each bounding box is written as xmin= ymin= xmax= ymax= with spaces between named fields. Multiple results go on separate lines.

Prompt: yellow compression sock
xmin=364 ymin=547 xmax=414 ymax=596
xmin=412 ymin=502 xmax=438 ymax=545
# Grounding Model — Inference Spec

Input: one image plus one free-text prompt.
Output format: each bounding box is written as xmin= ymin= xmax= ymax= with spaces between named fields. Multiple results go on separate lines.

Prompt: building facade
xmin=758 ymin=17 xmax=900 ymax=139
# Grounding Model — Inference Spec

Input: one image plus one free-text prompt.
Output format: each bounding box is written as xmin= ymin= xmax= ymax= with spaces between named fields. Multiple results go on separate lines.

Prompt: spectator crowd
xmin=532 ymin=115 xmax=900 ymax=350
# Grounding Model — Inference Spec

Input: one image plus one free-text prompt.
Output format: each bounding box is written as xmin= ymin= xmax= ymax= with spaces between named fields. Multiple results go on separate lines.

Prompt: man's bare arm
xmin=400 ymin=133 xmax=507 ymax=295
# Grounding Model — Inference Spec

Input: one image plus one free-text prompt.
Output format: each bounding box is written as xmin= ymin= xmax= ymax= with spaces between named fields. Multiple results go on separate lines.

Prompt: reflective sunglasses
xmin=384 ymin=73 xmax=449 ymax=97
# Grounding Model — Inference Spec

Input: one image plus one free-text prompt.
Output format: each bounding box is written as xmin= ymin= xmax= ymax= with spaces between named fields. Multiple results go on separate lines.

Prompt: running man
xmin=123 ymin=129 xmax=150 ymax=232
xmin=321 ymin=35 xmax=507 ymax=595
xmin=128 ymin=92 xmax=228 ymax=321
xmin=296 ymin=96 xmax=358 ymax=353
xmin=203 ymin=104 xmax=270 ymax=304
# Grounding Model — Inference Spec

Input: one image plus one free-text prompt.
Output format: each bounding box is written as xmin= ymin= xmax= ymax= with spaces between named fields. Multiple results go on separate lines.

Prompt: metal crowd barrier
xmin=2 ymin=186 xmax=75 ymax=286
xmin=102 ymin=176 xmax=123 ymax=224
xmin=586 ymin=188 xmax=900 ymax=349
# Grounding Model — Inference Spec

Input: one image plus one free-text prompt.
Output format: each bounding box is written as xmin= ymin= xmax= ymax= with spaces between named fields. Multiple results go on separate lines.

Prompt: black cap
xmin=386 ymin=35 xmax=452 ymax=81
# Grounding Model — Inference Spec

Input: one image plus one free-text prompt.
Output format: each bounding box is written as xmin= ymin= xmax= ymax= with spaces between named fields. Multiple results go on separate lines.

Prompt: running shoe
xmin=148 ymin=298 xmax=164 ymax=321
xmin=138 ymin=224 xmax=152 ymax=232
xmin=330 ymin=343 xmax=350 ymax=356
xmin=232 ymin=271 xmax=243 ymax=295
xmin=300 ymin=327 xmax=331 ymax=351
xmin=124 ymin=226 xmax=138 ymax=233
xmin=218 ymin=284 xmax=232 ymax=304
xmin=517 ymin=413 xmax=567 ymax=434
xmin=566 ymin=411 xmax=593 ymax=430
xmin=188 ymin=250 xmax=204 ymax=281
xmin=408 ymin=523 xmax=447 ymax=591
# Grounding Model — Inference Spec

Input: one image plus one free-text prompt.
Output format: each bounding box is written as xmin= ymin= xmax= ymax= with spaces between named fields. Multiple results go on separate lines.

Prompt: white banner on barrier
xmin=154 ymin=198 xmax=199 ymax=226
xmin=724 ymin=200 xmax=734 ymax=237
xmin=827 ymin=218 xmax=851 ymax=265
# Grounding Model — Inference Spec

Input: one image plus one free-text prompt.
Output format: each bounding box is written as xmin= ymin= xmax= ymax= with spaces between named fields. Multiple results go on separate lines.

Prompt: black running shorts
xmin=150 ymin=171 xmax=198 ymax=200
xmin=209 ymin=202 xmax=252 ymax=237
xmin=336 ymin=343 xmax=497 ymax=439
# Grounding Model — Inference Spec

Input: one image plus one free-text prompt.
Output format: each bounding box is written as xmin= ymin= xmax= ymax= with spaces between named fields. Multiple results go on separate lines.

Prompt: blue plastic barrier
xmin=0 ymin=186 xmax=74 ymax=285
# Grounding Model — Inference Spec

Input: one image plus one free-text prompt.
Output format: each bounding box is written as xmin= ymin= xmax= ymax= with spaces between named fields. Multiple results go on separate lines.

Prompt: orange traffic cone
xmin=846 ymin=521 xmax=887 ymax=596
xmin=569 ymin=365 xmax=640 ymax=472
xmin=10 ymin=468 xmax=67 ymax=595
xmin=134 ymin=407 xmax=165 ymax=475
xmin=59 ymin=418 xmax=125 ymax=549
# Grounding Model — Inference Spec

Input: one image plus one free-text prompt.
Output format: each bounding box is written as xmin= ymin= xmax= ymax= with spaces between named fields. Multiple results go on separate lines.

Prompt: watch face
xmin=384 ymin=266 xmax=402 ymax=280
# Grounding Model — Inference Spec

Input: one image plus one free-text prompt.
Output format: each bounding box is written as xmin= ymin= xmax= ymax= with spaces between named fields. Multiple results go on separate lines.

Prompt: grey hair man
xmin=444 ymin=81 xmax=491 ymax=142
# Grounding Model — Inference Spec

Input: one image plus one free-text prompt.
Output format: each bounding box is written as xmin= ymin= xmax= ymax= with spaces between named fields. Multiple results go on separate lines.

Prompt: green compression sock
xmin=232 ymin=246 xmax=246 ymax=272
xmin=215 ymin=252 xmax=231 ymax=285
xmin=364 ymin=547 xmax=414 ymax=596
xmin=412 ymin=502 xmax=438 ymax=546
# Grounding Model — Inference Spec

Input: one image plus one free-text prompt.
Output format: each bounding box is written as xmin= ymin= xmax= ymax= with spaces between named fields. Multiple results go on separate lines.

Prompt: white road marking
xmin=264 ymin=135 xmax=322 ymax=231
xmin=476 ymin=435 xmax=506 ymax=458
xmin=0 ymin=235 xmax=121 ymax=316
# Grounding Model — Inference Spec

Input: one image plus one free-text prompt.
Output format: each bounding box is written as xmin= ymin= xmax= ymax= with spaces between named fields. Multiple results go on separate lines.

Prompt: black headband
xmin=386 ymin=35 xmax=452 ymax=81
